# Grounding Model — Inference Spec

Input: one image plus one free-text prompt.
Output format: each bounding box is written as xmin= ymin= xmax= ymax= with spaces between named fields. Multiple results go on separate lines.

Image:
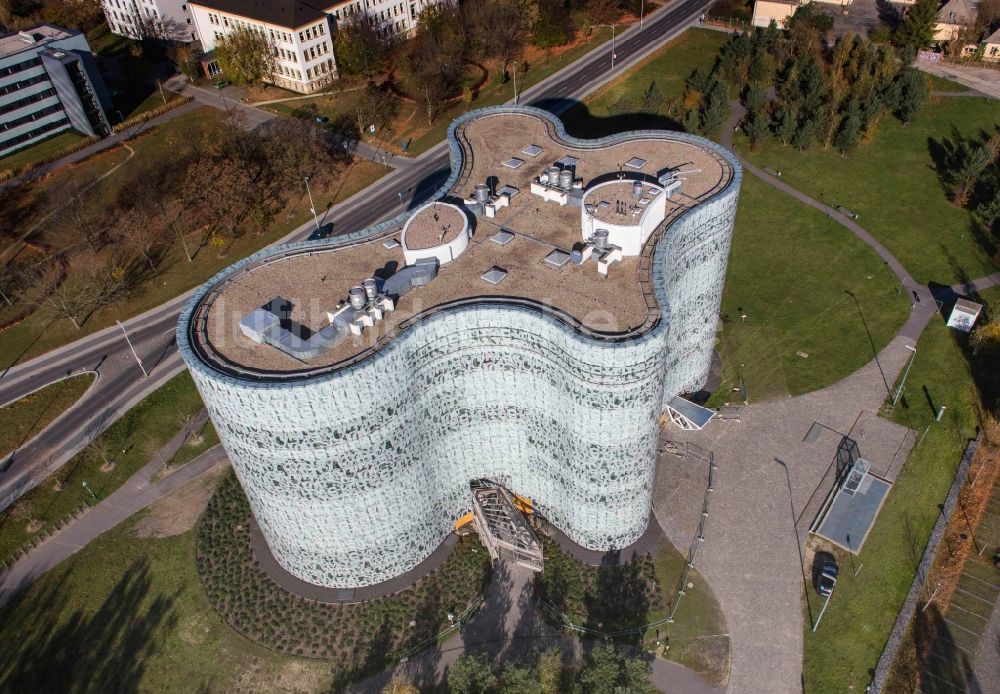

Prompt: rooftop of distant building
xmin=0 ymin=24 xmax=76 ymax=59
xmin=189 ymin=0 xmax=343 ymax=29
xmin=186 ymin=109 xmax=737 ymax=377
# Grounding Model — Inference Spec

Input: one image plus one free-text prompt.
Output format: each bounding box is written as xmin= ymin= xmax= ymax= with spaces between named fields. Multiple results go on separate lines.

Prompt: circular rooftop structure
xmin=401 ymin=201 xmax=471 ymax=265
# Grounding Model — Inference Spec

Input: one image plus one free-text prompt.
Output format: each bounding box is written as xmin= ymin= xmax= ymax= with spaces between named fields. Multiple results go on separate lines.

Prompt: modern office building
xmin=100 ymin=0 xmax=196 ymax=42
xmin=0 ymin=25 xmax=111 ymax=159
xmin=187 ymin=0 xmax=437 ymax=93
xmin=178 ymin=106 xmax=742 ymax=589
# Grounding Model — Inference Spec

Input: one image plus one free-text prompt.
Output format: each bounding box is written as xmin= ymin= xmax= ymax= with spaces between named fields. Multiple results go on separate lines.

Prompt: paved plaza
xmin=654 ymin=335 xmax=923 ymax=693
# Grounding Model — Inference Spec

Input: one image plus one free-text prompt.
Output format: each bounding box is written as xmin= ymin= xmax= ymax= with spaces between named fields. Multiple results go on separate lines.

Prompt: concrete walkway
xmin=917 ymin=61 xmax=1000 ymax=101
xmin=0 ymin=100 xmax=200 ymax=191
xmin=0 ymin=411 xmax=224 ymax=607
xmin=351 ymin=560 xmax=723 ymax=694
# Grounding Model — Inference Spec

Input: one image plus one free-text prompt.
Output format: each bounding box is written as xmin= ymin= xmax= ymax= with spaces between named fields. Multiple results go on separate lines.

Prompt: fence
xmin=868 ymin=432 xmax=983 ymax=693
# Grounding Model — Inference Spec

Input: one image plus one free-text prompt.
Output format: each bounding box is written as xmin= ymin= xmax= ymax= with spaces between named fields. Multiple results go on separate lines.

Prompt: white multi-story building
xmin=178 ymin=107 xmax=742 ymax=590
xmin=100 ymin=0 xmax=196 ymax=42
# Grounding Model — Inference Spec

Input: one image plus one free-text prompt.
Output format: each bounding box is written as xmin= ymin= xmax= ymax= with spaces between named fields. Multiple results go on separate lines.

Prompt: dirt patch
xmin=132 ymin=461 xmax=228 ymax=538
xmin=231 ymin=659 xmax=330 ymax=693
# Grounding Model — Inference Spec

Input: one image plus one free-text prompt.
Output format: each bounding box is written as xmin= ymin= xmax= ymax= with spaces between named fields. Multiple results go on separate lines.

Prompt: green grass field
xmin=0 ymin=371 xmax=211 ymax=562
xmin=564 ymin=28 xmax=729 ymax=139
xmin=736 ymin=96 xmax=1000 ymax=285
xmin=0 ymin=374 xmax=94 ymax=461
xmin=0 ymin=130 xmax=87 ymax=174
xmin=801 ymin=288 xmax=996 ymax=693
xmin=0 ymin=503 xmax=329 ymax=692
xmin=709 ymin=175 xmax=910 ymax=403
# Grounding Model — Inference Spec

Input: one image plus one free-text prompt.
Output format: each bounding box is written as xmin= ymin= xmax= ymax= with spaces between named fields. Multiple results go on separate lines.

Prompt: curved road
xmin=0 ymin=0 xmax=717 ymax=509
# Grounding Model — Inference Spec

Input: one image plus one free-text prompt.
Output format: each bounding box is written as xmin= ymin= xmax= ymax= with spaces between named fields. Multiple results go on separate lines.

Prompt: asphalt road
xmin=0 ymin=0 xmax=715 ymax=510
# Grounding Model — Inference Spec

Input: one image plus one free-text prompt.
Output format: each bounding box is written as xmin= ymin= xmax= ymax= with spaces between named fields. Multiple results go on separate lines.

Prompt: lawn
xmin=735 ymin=96 xmax=1000 ymax=285
xmin=0 ymin=495 xmax=330 ymax=693
xmin=0 ymin=107 xmax=388 ymax=370
xmin=563 ymin=27 xmax=730 ymax=138
xmin=0 ymin=373 xmax=95 ymax=461
xmin=926 ymin=73 xmax=969 ymax=93
xmin=708 ymin=175 xmax=910 ymax=404
xmin=0 ymin=130 xmax=87 ymax=175
xmin=535 ymin=532 xmax=729 ymax=686
xmin=0 ymin=371 xmax=211 ymax=563
xmin=0 ymin=467 xmax=494 ymax=692
xmin=800 ymin=288 xmax=996 ymax=693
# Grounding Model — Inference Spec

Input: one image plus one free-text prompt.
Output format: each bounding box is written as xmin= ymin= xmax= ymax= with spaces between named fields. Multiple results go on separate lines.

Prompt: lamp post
xmin=640 ymin=0 xmax=645 ymax=28
xmin=892 ymin=345 xmax=917 ymax=407
xmin=116 ymin=320 xmax=148 ymax=378
xmin=512 ymin=60 xmax=519 ymax=105
xmin=82 ymin=480 xmax=96 ymax=499
xmin=598 ymin=25 xmax=618 ymax=70
xmin=304 ymin=176 xmax=320 ymax=230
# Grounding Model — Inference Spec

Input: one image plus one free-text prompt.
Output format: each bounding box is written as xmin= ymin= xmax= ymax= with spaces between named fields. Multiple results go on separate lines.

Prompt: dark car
xmin=814 ymin=553 xmax=839 ymax=597
xmin=308 ymin=222 xmax=335 ymax=241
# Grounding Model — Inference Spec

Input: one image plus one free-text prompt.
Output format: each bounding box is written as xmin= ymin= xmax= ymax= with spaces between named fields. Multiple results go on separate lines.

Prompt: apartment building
xmin=188 ymin=0 xmax=436 ymax=93
xmin=0 ymin=25 xmax=111 ymax=158
xmin=100 ymin=0 xmax=196 ymax=42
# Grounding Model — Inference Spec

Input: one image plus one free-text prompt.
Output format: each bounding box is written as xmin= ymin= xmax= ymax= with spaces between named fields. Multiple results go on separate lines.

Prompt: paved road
xmin=0 ymin=0 xmax=716 ymax=512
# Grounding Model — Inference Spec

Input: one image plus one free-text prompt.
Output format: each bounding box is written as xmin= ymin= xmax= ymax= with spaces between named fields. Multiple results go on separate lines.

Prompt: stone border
xmin=869 ymin=431 xmax=983 ymax=693
xmin=540 ymin=512 xmax=666 ymax=566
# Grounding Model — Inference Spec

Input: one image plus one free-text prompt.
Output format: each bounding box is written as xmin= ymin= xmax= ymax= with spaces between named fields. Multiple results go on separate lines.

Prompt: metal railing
xmin=668 ymin=443 xmax=715 ymax=623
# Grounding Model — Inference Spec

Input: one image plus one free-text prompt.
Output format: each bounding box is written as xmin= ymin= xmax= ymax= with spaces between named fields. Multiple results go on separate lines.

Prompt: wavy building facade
xmin=178 ymin=107 xmax=741 ymax=588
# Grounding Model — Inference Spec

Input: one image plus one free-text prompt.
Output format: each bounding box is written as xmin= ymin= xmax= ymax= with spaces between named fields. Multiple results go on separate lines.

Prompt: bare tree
xmin=58 ymin=190 xmax=108 ymax=254
xmin=114 ymin=205 xmax=161 ymax=272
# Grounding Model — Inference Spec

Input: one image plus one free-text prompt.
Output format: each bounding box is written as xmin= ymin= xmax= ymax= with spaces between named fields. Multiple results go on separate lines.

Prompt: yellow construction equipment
xmin=454 ymin=511 xmax=475 ymax=530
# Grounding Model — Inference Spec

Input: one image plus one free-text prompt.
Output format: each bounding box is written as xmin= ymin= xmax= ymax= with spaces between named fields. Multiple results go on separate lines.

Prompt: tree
xmin=216 ymin=26 xmax=275 ymax=86
xmin=894 ymin=0 xmax=938 ymax=53
xmin=447 ymin=652 xmax=498 ymax=694
xmin=462 ymin=0 xmax=526 ymax=74
xmin=352 ymin=85 xmax=398 ymax=137
xmin=58 ymin=189 xmax=108 ymax=254
xmin=381 ymin=677 xmax=419 ymax=694
xmin=700 ymin=79 xmax=730 ymax=135
xmin=744 ymin=112 xmax=769 ymax=151
xmin=946 ymin=139 xmax=993 ymax=206
xmin=834 ymin=99 xmax=862 ymax=154
xmin=577 ymin=643 xmax=655 ymax=694
xmin=537 ymin=648 xmax=561 ymax=694
xmin=774 ymin=106 xmax=798 ymax=145
xmin=893 ymin=67 xmax=927 ymax=124
xmin=531 ymin=0 xmax=571 ymax=48
xmin=792 ymin=116 xmax=819 ymax=150
xmin=643 ymin=81 xmax=666 ymax=110
xmin=498 ymin=664 xmax=540 ymax=694
xmin=114 ymin=205 xmax=161 ymax=272
xmin=970 ymin=316 xmax=1000 ymax=354
xmin=170 ymin=43 xmax=202 ymax=81
xmin=334 ymin=14 xmax=394 ymax=76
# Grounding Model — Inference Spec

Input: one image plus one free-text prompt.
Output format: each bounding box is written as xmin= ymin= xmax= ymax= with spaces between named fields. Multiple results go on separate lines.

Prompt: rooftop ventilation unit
xmin=474 ymin=183 xmax=490 ymax=202
xmin=503 ymin=158 xmax=524 ymax=169
xmin=491 ymin=229 xmax=515 ymax=245
xmin=481 ymin=266 xmax=508 ymax=284
xmin=522 ymin=144 xmax=543 ymax=157
xmin=625 ymin=157 xmax=647 ymax=170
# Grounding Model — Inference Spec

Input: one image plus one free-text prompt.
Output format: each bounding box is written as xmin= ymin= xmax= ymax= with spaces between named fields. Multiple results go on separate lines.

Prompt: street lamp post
xmin=892 ymin=345 xmax=917 ymax=407
xmin=116 ymin=320 xmax=148 ymax=378
xmin=512 ymin=60 xmax=519 ymax=105
xmin=304 ymin=176 xmax=320 ymax=230
xmin=82 ymin=480 xmax=96 ymax=499
xmin=640 ymin=0 xmax=645 ymax=28
xmin=598 ymin=25 xmax=618 ymax=70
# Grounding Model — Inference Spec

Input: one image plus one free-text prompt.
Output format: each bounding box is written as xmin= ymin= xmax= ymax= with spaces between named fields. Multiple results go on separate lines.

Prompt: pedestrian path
xmin=0 ymin=410 xmax=223 ymax=607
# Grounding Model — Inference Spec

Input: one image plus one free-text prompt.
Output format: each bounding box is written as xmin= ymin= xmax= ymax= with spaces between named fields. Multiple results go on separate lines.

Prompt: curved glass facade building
xmin=178 ymin=107 xmax=741 ymax=588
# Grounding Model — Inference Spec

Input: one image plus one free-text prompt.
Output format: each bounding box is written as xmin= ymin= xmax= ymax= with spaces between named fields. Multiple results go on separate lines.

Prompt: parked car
xmin=213 ymin=80 xmax=230 ymax=90
xmin=814 ymin=552 xmax=839 ymax=597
